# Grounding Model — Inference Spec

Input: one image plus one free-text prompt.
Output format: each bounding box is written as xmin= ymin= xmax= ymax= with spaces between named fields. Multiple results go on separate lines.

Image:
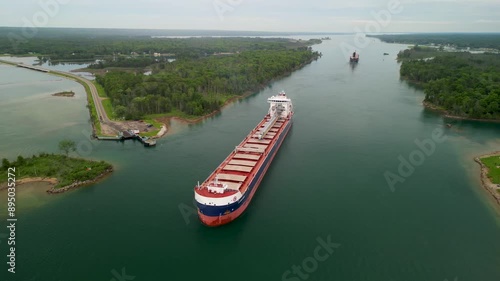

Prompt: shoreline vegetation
xmin=0 ymin=153 xmax=113 ymax=194
xmin=370 ymin=33 xmax=500 ymax=206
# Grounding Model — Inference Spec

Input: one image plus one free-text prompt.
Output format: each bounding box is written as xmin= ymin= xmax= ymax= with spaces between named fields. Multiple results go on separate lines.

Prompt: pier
xmin=95 ymin=131 xmax=156 ymax=147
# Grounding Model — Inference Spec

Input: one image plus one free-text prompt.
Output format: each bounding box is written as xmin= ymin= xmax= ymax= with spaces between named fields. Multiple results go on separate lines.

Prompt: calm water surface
xmin=0 ymin=36 xmax=499 ymax=281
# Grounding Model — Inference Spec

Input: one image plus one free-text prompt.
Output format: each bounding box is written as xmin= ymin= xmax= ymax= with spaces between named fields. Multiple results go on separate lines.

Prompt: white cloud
xmin=0 ymin=0 xmax=498 ymax=32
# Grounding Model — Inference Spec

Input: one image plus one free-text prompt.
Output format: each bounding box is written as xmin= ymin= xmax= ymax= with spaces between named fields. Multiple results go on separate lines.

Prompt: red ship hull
xmin=197 ymin=119 xmax=292 ymax=227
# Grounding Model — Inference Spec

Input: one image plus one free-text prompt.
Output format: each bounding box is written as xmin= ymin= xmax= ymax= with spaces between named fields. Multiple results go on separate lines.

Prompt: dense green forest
xmin=0 ymin=26 xmax=321 ymax=61
xmin=369 ymin=33 xmax=500 ymax=50
xmin=96 ymin=48 xmax=320 ymax=119
xmin=1 ymin=28 xmax=323 ymax=120
xmin=399 ymin=49 xmax=500 ymax=119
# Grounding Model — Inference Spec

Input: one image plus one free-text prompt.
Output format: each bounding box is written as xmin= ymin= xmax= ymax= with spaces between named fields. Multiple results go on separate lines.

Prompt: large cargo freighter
xmin=194 ymin=91 xmax=293 ymax=226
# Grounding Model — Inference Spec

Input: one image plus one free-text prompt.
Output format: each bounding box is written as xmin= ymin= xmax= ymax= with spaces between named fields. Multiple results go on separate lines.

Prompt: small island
xmin=0 ymin=140 xmax=113 ymax=193
xmin=475 ymin=153 xmax=500 ymax=205
xmin=52 ymin=91 xmax=75 ymax=97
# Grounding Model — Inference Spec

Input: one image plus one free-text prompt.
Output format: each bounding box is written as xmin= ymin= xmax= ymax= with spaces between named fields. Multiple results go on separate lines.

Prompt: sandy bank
xmin=0 ymin=177 xmax=58 ymax=190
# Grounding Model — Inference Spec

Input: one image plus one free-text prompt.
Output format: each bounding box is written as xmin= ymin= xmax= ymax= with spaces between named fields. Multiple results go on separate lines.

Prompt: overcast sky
xmin=1 ymin=0 xmax=499 ymax=32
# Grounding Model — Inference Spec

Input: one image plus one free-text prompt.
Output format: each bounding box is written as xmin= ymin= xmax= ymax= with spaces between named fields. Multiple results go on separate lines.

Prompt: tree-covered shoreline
xmin=398 ymin=47 xmax=500 ymax=120
xmin=96 ymin=47 xmax=320 ymax=120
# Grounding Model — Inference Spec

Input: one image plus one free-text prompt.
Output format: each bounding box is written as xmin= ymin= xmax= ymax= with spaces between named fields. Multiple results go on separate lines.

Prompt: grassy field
xmin=1 ymin=153 xmax=112 ymax=189
xmin=93 ymin=81 xmax=108 ymax=98
xmin=83 ymin=82 xmax=102 ymax=135
xmin=480 ymin=156 xmax=500 ymax=184
xmin=138 ymin=118 xmax=164 ymax=137
xmin=102 ymin=99 xmax=115 ymax=120
xmin=77 ymin=67 xmax=140 ymax=76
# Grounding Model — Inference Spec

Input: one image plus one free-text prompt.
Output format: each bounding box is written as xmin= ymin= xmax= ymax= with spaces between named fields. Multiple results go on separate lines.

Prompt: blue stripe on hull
xmin=196 ymin=120 xmax=292 ymax=217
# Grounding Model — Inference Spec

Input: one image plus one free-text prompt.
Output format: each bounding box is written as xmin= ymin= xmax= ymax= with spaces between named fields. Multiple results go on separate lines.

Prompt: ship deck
xmin=195 ymin=114 xmax=291 ymax=198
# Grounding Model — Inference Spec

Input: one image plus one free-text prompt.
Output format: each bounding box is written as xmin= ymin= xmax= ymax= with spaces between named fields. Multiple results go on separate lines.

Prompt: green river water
xmin=0 ymin=36 xmax=499 ymax=281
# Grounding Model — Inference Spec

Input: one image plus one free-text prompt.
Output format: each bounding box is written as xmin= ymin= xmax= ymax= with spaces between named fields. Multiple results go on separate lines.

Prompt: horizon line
xmin=1 ymin=26 xmax=500 ymax=35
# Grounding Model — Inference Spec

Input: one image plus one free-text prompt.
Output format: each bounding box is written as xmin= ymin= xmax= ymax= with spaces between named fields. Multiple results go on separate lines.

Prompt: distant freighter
xmin=194 ymin=91 xmax=293 ymax=226
xmin=350 ymin=51 xmax=359 ymax=63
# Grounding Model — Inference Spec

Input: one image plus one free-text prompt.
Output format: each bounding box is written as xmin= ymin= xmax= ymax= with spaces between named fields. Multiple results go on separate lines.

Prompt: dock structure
xmin=95 ymin=130 xmax=156 ymax=147
xmin=136 ymin=135 xmax=156 ymax=147
xmin=17 ymin=63 xmax=49 ymax=73
xmin=121 ymin=130 xmax=136 ymax=140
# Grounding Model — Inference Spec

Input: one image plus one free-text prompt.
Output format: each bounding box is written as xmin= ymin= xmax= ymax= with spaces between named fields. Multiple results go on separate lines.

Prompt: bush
xmin=1 ymin=158 xmax=9 ymax=170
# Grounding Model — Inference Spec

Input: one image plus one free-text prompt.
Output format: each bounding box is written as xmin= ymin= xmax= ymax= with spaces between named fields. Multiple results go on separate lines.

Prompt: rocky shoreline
xmin=0 ymin=168 xmax=113 ymax=194
xmin=46 ymin=168 xmax=113 ymax=194
xmin=474 ymin=153 xmax=500 ymax=206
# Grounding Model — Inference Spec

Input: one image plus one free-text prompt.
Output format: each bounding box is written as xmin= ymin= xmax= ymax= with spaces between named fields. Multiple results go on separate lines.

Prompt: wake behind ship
xmin=194 ymin=91 xmax=293 ymax=226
